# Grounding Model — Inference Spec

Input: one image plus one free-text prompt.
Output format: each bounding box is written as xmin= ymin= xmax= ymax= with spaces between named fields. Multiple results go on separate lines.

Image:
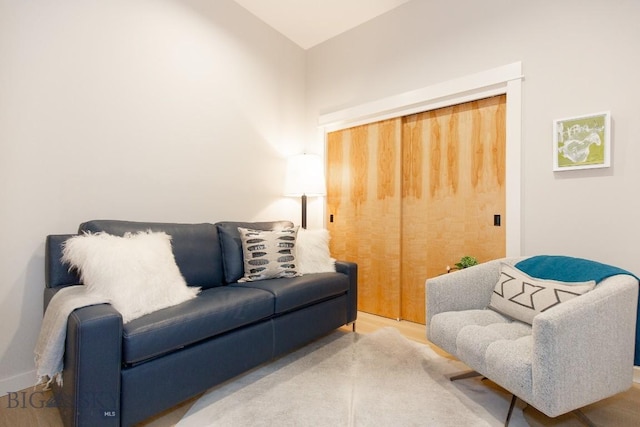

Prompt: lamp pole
xmin=301 ymin=194 xmax=307 ymax=229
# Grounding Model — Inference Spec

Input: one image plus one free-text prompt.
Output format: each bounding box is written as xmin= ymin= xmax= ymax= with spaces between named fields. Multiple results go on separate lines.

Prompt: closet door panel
xmin=327 ymin=119 xmax=402 ymax=319
xmin=401 ymin=95 xmax=506 ymax=324
xmin=466 ymin=96 xmax=507 ymax=259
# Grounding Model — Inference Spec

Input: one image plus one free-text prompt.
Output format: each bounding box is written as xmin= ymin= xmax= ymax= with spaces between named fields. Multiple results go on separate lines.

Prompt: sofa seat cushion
xmin=430 ymin=309 xmax=508 ymax=357
xmin=231 ymin=272 xmax=349 ymax=314
xmin=122 ymin=286 xmax=274 ymax=365
xmin=484 ymin=335 xmax=534 ymax=402
xmin=456 ymin=320 xmax=531 ymax=374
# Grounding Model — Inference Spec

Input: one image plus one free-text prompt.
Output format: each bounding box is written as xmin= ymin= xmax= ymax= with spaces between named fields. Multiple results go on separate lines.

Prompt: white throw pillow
xmin=61 ymin=231 xmax=199 ymax=323
xmin=238 ymin=227 xmax=301 ymax=282
xmin=296 ymin=228 xmax=336 ymax=275
xmin=488 ymin=263 xmax=595 ymax=325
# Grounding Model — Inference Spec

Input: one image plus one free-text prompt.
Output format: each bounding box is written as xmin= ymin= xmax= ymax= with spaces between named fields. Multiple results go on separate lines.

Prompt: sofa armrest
xmin=53 ymin=303 xmax=123 ymax=427
xmin=335 ymin=260 xmax=358 ymax=324
xmin=531 ymin=275 xmax=638 ymax=417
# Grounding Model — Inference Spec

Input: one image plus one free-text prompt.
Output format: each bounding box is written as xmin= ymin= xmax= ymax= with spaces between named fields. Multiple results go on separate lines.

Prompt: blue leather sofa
xmin=44 ymin=220 xmax=357 ymax=427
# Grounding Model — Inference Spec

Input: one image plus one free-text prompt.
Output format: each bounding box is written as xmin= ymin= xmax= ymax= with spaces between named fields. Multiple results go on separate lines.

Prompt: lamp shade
xmin=284 ymin=154 xmax=326 ymax=196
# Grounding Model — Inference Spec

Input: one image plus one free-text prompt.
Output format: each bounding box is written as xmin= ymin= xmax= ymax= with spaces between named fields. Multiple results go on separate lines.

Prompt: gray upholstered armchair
xmin=426 ymin=256 xmax=638 ymax=425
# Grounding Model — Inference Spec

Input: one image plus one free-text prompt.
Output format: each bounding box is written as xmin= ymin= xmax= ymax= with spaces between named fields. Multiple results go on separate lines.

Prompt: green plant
xmin=455 ymin=256 xmax=478 ymax=269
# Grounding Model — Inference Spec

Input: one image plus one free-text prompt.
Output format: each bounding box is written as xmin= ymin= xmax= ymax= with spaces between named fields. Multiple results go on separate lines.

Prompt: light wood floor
xmin=2 ymin=312 xmax=639 ymax=426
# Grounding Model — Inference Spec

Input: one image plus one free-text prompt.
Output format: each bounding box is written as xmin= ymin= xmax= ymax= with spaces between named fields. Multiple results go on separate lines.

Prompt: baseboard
xmin=634 ymin=366 xmax=640 ymax=384
xmin=1 ymin=369 xmax=36 ymax=394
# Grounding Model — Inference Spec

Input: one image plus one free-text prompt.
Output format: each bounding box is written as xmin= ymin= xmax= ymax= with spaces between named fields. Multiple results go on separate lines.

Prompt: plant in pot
xmin=455 ymin=256 xmax=478 ymax=269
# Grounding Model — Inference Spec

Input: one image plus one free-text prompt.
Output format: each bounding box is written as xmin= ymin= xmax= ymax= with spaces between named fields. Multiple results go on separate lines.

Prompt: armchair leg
xmin=572 ymin=409 xmax=596 ymax=427
xmin=504 ymin=397 xmax=594 ymax=427
xmin=449 ymin=370 xmax=483 ymax=381
xmin=505 ymin=394 xmax=517 ymax=427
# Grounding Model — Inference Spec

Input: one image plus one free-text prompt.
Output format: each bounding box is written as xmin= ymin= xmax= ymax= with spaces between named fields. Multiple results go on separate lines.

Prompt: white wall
xmin=307 ymin=0 xmax=640 ymax=270
xmin=3 ymin=0 xmax=640 ymax=394
xmin=0 ymin=0 xmax=306 ymax=392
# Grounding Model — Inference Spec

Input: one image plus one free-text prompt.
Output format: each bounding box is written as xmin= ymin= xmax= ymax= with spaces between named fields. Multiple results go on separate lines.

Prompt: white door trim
xmin=318 ymin=62 xmax=523 ymax=256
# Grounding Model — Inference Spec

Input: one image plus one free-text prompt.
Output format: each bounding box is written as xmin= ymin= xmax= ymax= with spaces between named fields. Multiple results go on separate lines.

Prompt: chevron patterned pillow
xmin=488 ymin=263 xmax=595 ymax=324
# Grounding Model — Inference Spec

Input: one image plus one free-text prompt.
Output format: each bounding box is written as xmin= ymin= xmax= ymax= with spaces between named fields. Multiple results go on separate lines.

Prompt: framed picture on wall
xmin=553 ymin=111 xmax=611 ymax=171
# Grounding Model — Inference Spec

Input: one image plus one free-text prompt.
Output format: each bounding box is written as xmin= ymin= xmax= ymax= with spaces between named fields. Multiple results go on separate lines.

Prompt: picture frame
xmin=553 ymin=111 xmax=611 ymax=171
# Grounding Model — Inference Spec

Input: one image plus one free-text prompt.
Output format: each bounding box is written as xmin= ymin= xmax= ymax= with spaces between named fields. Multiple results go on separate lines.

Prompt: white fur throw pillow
xmin=61 ymin=231 xmax=199 ymax=323
xmin=296 ymin=228 xmax=336 ymax=275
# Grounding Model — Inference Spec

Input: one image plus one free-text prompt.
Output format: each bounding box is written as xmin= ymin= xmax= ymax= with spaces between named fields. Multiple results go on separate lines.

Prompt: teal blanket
xmin=515 ymin=255 xmax=640 ymax=366
xmin=515 ymin=255 xmax=637 ymax=283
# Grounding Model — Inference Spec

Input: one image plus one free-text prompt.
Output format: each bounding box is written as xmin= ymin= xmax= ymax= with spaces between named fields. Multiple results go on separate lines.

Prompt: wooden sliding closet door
xmin=326 ymin=95 xmax=506 ymax=323
xmin=326 ymin=118 xmax=402 ymax=319
xmin=401 ymin=95 xmax=506 ymax=323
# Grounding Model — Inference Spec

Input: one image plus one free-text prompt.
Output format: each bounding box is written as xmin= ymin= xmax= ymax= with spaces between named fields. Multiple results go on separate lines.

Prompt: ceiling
xmin=232 ymin=0 xmax=412 ymax=49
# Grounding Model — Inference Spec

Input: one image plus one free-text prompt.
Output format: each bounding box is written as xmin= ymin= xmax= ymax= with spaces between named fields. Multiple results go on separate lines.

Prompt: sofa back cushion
xmin=79 ymin=220 xmax=225 ymax=289
xmin=46 ymin=234 xmax=82 ymax=288
xmin=215 ymin=221 xmax=294 ymax=283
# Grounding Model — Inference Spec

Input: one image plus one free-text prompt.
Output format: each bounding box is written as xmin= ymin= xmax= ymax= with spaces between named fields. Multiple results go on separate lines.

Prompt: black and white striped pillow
xmin=237 ymin=227 xmax=300 ymax=282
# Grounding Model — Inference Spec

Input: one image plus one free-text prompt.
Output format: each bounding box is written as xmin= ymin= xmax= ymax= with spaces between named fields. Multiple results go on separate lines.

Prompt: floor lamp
xmin=284 ymin=154 xmax=326 ymax=229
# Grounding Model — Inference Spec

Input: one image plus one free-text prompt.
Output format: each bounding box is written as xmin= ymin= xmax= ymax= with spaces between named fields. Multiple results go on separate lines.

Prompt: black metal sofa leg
xmin=449 ymin=370 xmax=483 ymax=381
xmin=505 ymin=394 xmax=517 ymax=427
